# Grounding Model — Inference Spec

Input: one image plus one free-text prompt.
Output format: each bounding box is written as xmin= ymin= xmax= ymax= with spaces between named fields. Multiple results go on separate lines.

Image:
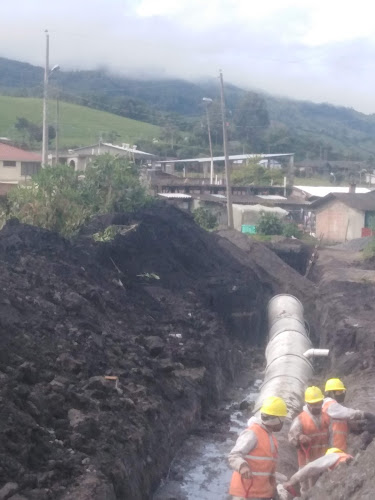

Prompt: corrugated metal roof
xmin=158 ymin=193 xmax=192 ymax=200
xmin=0 ymin=143 xmax=41 ymax=162
xmin=159 ymin=153 xmax=293 ymax=164
xmin=311 ymin=192 xmax=375 ymax=211
xmin=295 ymin=185 xmax=371 ymax=198
xmin=102 ymin=143 xmax=154 ymax=156
xmin=69 ymin=142 xmax=154 ymax=157
xmin=257 ymin=195 xmax=287 ymax=200
xmin=233 ymin=204 xmax=288 ymax=215
xmin=195 ymin=193 xmax=309 ymax=206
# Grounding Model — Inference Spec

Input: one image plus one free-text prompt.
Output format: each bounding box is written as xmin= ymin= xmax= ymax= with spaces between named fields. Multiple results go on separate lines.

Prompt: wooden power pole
xmin=219 ymin=70 xmax=234 ymax=228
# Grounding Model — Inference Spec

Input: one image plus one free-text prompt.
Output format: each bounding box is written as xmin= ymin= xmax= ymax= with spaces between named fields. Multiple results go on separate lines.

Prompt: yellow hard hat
xmin=325 ymin=378 xmax=346 ymax=392
xmin=305 ymin=386 xmax=324 ymax=403
xmin=260 ymin=396 xmax=288 ymax=417
xmin=326 ymin=448 xmax=343 ymax=455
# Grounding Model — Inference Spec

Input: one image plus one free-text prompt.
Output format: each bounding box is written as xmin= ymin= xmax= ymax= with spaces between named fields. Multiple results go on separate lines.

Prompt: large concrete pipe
xmin=254 ymin=294 xmax=319 ymax=416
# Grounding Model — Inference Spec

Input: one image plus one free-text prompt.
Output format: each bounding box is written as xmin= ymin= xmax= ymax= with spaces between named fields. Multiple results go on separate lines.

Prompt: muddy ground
xmin=1 ymin=202 xmax=374 ymax=500
xmin=0 ymin=204 xmax=318 ymax=500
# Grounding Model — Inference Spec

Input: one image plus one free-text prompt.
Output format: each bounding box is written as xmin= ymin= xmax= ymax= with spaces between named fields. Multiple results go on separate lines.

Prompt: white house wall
xmin=0 ymin=160 xmax=22 ymax=181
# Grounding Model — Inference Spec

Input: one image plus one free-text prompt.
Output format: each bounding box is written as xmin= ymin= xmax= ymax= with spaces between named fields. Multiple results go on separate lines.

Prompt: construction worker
xmin=281 ymin=448 xmax=353 ymax=498
xmin=323 ymin=378 xmax=365 ymax=451
xmin=288 ymin=387 xmax=330 ymax=468
xmin=228 ymin=395 xmax=287 ymax=500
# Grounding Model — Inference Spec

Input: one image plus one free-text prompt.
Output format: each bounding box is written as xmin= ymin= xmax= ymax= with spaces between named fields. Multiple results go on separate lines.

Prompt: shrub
xmin=7 ymin=155 xmax=151 ymax=237
xmin=193 ymin=207 xmax=218 ymax=231
xmin=282 ymin=222 xmax=302 ymax=238
xmin=257 ymin=212 xmax=283 ymax=235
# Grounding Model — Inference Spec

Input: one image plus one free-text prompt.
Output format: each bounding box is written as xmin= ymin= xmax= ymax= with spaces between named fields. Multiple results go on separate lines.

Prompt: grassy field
xmin=0 ymin=95 xmax=160 ymax=149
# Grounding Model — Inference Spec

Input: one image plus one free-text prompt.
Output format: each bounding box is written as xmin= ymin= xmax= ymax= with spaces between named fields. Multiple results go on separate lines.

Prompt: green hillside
xmin=0 ymin=95 xmax=160 ymax=149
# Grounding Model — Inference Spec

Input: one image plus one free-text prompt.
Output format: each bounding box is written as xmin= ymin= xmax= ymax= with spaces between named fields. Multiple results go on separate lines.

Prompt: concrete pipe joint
xmin=255 ymin=295 xmax=329 ymax=417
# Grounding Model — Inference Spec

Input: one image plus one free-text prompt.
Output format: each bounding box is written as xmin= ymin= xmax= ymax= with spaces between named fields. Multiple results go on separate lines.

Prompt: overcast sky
xmin=2 ymin=0 xmax=375 ymax=113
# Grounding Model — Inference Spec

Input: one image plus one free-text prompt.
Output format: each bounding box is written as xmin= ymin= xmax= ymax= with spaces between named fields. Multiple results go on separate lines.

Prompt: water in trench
xmin=153 ymin=377 xmax=262 ymax=500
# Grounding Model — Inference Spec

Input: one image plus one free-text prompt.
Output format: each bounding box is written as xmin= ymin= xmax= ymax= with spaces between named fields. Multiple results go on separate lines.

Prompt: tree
xmin=82 ymin=154 xmax=151 ymax=214
xmin=233 ymin=92 xmax=270 ymax=149
xmin=102 ymin=130 xmax=120 ymax=143
xmin=14 ymin=116 xmax=55 ymax=146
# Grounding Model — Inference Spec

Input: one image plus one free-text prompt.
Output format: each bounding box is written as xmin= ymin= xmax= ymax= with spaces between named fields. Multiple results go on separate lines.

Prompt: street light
xmin=202 ymin=97 xmax=214 ymax=184
xmin=42 ymin=30 xmax=60 ymax=166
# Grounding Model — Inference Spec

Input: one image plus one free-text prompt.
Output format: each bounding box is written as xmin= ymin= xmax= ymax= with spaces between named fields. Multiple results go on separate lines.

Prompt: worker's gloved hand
xmin=283 ymin=481 xmax=300 ymax=498
xmin=239 ymin=463 xmax=252 ymax=479
xmin=299 ymin=434 xmax=311 ymax=445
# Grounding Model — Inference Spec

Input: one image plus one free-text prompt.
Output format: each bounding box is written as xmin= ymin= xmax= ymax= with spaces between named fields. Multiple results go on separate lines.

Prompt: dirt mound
xmin=0 ymin=205 xmax=313 ymax=500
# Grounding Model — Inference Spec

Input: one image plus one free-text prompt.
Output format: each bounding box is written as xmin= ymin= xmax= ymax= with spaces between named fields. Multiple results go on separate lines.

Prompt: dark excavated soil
xmin=300 ymin=247 xmax=375 ymax=500
xmin=5 ymin=203 xmax=375 ymax=500
xmin=0 ymin=204 xmax=319 ymax=500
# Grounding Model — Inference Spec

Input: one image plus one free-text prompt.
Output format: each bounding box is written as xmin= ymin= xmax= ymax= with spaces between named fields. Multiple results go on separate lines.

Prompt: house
xmin=50 ymin=142 xmax=156 ymax=171
xmin=0 ymin=141 xmax=41 ymax=194
xmin=157 ymin=193 xmax=192 ymax=211
xmin=158 ymin=153 xmax=294 ymax=178
xmin=310 ymin=191 xmax=375 ymax=242
xmin=258 ymin=159 xmax=282 ymax=169
xmin=293 ymin=185 xmax=370 ymax=202
xmin=191 ymin=192 xmax=309 ymax=229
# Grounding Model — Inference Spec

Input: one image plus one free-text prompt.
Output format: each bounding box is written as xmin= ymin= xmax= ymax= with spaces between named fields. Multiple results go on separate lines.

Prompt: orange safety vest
xmin=322 ymin=400 xmax=349 ymax=451
xmin=329 ymin=452 xmax=353 ymax=470
xmin=297 ymin=411 xmax=330 ymax=467
xmin=229 ymin=423 xmax=278 ymax=499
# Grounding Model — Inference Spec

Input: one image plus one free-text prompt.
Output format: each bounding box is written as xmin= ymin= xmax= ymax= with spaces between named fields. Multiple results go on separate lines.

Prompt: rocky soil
xmin=304 ymin=247 xmax=375 ymax=499
xmin=0 ymin=204 xmax=317 ymax=500
xmin=4 ymin=201 xmax=373 ymax=500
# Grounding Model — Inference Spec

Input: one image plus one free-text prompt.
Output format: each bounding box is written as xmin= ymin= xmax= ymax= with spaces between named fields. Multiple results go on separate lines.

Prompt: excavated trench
xmin=0 ymin=207 xmax=317 ymax=500
xmin=5 ymin=203 xmax=371 ymax=500
xmin=153 ymin=236 xmax=375 ymax=500
xmin=152 ymin=238 xmax=317 ymax=499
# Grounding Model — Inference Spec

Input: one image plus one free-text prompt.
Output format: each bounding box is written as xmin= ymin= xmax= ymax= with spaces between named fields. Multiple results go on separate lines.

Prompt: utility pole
xmin=202 ymin=97 xmax=214 ymax=184
xmin=55 ymin=92 xmax=60 ymax=165
xmin=219 ymin=70 xmax=234 ymax=228
xmin=42 ymin=30 xmax=50 ymax=166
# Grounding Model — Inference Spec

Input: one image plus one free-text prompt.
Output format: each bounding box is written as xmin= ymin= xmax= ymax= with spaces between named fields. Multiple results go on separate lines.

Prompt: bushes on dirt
xmin=257 ymin=212 xmax=283 ymax=235
xmin=282 ymin=222 xmax=302 ymax=238
xmin=193 ymin=207 xmax=218 ymax=231
xmin=7 ymin=164 xmax=89 ymax=236
xmin=231 ymin=160 xmax=284 ymax=186
xmin=256 ymin=212 xmax=302 ymax=237
xmin=7 ymin=155 xmax=151 ymax=236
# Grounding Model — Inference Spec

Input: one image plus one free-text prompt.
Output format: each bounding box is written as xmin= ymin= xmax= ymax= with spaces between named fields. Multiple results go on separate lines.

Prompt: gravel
xmin=329 ymin=236 xmax=373 ymax=252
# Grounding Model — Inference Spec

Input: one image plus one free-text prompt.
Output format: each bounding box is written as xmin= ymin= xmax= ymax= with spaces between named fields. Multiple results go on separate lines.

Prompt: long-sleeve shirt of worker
xmin=288 ymin=405 xmax=330 ymax=447
xmin=323 ymin=397 xmax=364 ymax=420
xmin=228 ymin=416 xmax=277 ymax=473
xmin=287 ymin=453 xmax=342 ymax=486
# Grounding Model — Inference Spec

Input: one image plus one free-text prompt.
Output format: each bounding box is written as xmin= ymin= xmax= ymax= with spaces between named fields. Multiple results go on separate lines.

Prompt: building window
xmin=3 ymin=161 xmax=16 ymax=167
xmin=21 ymin=162 xmax=41 ymax=177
